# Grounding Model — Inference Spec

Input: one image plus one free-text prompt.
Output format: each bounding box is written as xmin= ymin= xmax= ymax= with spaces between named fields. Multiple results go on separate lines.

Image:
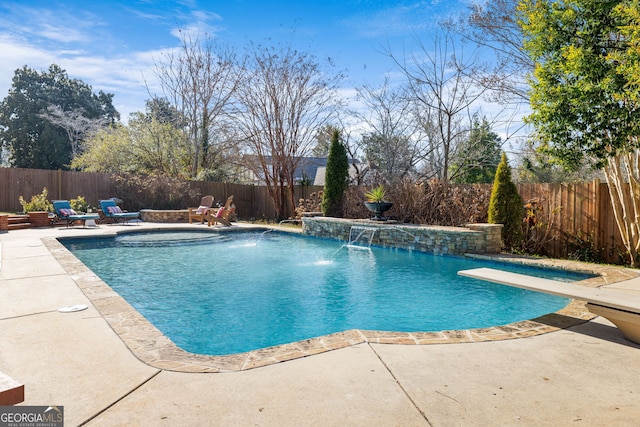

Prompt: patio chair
xmin=188 ymin=195 xmax=215 ymax=224
xmin=99 ymin=199 xmax=140 ymax=224
xmin=52 ymin=200 xmax=100 ymax=228
xmin=207 ymin=195 xmax=235 ymax=227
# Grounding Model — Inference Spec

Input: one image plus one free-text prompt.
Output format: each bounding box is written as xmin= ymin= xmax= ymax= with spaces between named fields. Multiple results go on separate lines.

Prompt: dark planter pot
xmin=364 ymin=202 xmax=393 ymax=221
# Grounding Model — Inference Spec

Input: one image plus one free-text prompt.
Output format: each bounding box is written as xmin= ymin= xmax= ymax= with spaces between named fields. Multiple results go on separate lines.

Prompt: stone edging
xmin=42 ymin=229 xmax=636 ymax=373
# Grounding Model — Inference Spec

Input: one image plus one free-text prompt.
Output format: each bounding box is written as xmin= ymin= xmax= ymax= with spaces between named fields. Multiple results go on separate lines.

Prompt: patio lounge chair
xmin=207 ymin=195 xmax=235 ymax=227
xmin=188 ymin=195 xmax=215 ymax=224
xmin=99 ymin=199 xmax=140 ymax=224
xmin=52 ymin=200 xmax=100 ymax=228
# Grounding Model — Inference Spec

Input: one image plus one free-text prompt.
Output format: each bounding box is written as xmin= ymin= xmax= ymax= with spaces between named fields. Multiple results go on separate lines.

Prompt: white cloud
xmin=169 ymin=10 xmax=225 ymax=41
xmin=0 ymin=2 xmax=234 ymax=123
xmin=0 ymin=4 xmax=104 ymax=46
xmin=38 ymin=24 xmax=90 ymax=44
xmin=0 ymin=31 xmax=167 ymax=122
xmin=341 ymin=1 xmax=444 ymax=39
xmin=0 ymin=34 xmax=57 ymax=95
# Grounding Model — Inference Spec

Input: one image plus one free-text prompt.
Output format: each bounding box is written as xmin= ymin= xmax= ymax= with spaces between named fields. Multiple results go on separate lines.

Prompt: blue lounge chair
xmin=52 ymin=200 xmax=100 ymax=228
xmin=99 ymin=199 xmax=140 ymax=224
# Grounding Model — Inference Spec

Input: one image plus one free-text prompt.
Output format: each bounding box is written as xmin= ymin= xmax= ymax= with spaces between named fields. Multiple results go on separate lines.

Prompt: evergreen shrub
xmin=488 ymin=153 xmax=524 ymax=249
xmin=322 ymin=130 xmax=349 ymax=217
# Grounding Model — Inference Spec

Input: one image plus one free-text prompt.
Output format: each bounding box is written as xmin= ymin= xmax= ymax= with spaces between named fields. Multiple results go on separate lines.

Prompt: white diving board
xmin=458 ymin=267 xmax=640 ymax=344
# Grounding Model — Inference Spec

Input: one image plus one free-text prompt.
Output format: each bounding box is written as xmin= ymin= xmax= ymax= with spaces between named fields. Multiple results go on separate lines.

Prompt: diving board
xmin=458 ymin=267 xmax=640 ymax=344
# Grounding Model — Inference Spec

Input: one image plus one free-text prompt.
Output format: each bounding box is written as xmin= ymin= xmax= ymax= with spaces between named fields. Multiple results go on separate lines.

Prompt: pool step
xmin=7 ymin=215 xmax=31 ymax=231
xmin=3 ymin=214 xmax=55 ymax=231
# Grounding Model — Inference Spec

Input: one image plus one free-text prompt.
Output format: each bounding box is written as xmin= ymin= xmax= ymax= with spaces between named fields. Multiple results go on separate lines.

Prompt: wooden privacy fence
xmin=517 ymin=181 xmax=624 ymax=264
xmin=0 ymin=168 xmax=625 ymax=263
xmin=0 ymin=168 xmax=115 ymax=213
xmin=0 ymin=167 xmax=322 ymax=221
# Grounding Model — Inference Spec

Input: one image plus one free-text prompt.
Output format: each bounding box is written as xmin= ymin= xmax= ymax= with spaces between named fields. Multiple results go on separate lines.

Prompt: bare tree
xmin=233 ymin=43 xmax=343 ymax=219
xmin=352 ymin=78 xmax=420 ymax=183
xmin=40 ymin=105 xmax=108 ymax=158
xmin=342 ymin=132 xmax=367 ymax=185
xmin=389 ymin=30 xmax=495 ymax=182
xmin=445 ymin=0 xmax=532 ymax=105
xmin=153 ymin=31 xmax=240 ymax=178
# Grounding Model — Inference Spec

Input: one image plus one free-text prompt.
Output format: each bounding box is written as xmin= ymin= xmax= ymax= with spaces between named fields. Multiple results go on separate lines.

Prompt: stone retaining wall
xmin=301 ymin=217 xmax=503 ymax=255
xmin=139 ymin=209 xmax=190 ymax=223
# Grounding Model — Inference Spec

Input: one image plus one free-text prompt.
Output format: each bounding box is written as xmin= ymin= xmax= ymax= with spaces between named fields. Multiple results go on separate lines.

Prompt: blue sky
xmin=0 ymin=0 xmax=471 ymax=120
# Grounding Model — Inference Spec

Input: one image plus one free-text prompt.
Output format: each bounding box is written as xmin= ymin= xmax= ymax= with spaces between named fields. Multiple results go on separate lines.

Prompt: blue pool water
xmin=61 ymin=230 xmax=592 ymax=356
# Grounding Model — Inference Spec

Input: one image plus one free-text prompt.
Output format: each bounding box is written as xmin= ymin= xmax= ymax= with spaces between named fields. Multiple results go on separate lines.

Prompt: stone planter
xmin=27 ymin=211 xmax=51 ymax=228
xmin=140 ymin=209 xmax=190 ymax=223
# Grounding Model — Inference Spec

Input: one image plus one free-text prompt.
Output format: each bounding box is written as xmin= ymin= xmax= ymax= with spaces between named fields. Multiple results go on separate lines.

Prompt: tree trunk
xmin=604 ymin=153 xmax=640 ymax=266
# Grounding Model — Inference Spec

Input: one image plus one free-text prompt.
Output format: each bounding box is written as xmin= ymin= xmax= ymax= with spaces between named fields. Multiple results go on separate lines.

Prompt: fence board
xmin=516 ymin=181 xmax=625 ymax=263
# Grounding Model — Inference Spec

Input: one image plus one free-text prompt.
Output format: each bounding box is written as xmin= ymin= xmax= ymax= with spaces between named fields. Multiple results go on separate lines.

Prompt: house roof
xmin=295 ymin=157 xmax=327 ymax=183
xmin=240 ymin=155 xmax=362 ymax=186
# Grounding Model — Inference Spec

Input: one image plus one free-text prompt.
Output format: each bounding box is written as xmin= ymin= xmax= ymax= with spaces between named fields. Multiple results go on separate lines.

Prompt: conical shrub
xmin=488 ymin=153 xmax=524 ymax=250
xmin=322 ymin=130 xmax=349 ymax=217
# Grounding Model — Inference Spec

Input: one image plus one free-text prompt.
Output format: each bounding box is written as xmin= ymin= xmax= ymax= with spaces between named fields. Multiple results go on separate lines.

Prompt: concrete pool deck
xmin=2 ymin=223 xmax=640 ymax=425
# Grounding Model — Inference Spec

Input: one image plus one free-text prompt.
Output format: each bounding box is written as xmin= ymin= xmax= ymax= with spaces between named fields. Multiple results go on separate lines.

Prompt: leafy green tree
xmin=519 ymin=0 xmax=635 ymax=169
xmin=71 ymin=125 xmax=135 ymax=173
xmin=322 ymin=130 xmax=349 ymax=217
xmin=73 ymin=114 xmax=189 ymax=177
xmin=0 ymin=64 xmax=118 ymax=169
xmin=450 ymin=115 xmax=502 ymax=184
xmin=488 ymin=153 xmax=523 ymax=250
xmin=614 ymin=1 xmax=640 ymax=95
xmin=519 ymin=0 xmax=640 ymax=265
xmin=128 ymin=115 xmax=190 ymax=177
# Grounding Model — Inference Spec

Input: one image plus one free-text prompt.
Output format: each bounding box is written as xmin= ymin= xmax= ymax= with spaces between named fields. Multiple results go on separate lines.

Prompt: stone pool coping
xmin=43 ymin=226 xmax=639 ymax=373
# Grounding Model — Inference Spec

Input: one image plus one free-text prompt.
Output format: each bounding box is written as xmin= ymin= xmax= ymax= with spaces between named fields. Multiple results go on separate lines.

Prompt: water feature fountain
xmin=347 ymin=225 xmax=377 ymax=249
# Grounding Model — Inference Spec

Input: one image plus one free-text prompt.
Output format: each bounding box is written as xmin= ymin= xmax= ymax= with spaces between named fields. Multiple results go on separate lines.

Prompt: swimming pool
xmin=61 ymin=230 xmax=590 ymax=356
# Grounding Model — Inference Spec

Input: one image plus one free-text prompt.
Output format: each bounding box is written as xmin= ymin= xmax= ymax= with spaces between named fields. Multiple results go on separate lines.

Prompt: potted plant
xmin=19 ymin=187 xmax=53 ymax=227
xmin=364 ymin=185 xmax=393 ymax=221
xmin=70 ymin=196 xmax=89 ymax=213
